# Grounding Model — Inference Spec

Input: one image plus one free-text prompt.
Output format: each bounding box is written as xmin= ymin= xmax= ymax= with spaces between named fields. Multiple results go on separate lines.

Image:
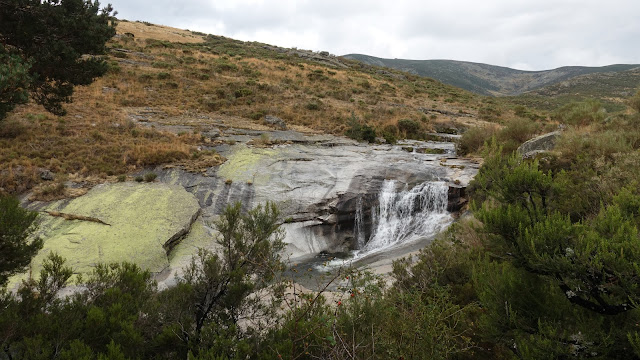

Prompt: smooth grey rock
xmin=517 ymin=131 xmax=561 ymax=158
xmin=38 ymin=168 xmax=54 ymax=181
xmin=155 ymin=138 xmax=478 ymax=261
xmin=264 ymin=115 xmax=287 ymax=130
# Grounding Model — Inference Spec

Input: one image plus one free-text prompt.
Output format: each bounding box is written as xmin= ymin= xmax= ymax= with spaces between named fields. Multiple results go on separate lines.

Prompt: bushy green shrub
xmin=0 ymin=195 xmax=42 ymax=286
xmin=305 ymin=101 xmax=321 ymax=111
xmin=478 ymin=104 xmax=503 ymax=121
xmin=397 ymin=118 xmax=421 ymax=135
xmin=456 ymin=126 xmax=496 ymax=156
xmin=345 ymin=113 xmax=376 ymax=143
xmin=553 ymin=99 xmax=606 ymax=125
xmin=497 ymin=117 xmax=539 ymax=153
xmin=143 ymin=172 xmax=157 ymax=182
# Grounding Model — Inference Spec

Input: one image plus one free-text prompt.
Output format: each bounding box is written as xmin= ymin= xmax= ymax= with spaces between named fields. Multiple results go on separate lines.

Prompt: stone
xmin=12 ymin=182 xmax=200 ymax=287
xmin=102 ymin=86 xmax=119 ymax=94
xmin=38 ymin=168 xmax=55 ymax=181
xmin=264 ymin=115 xmax=287 ymax=130
xmin=517 ymin=131 xmax=561 ymax=158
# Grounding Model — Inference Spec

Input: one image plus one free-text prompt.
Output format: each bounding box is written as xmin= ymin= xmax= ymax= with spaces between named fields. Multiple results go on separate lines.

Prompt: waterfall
xmin=354 ymin=194 xmax=366 ymax=249
xmin=353 ymin=180 xmax=451 ymax=259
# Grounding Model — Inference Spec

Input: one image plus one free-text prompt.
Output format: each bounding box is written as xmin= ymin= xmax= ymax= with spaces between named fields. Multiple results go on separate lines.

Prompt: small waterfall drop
xmin=354 ymin=194 xmax=366 ymax=249
xmin=353 ymin=180 xmax=451 ymax=259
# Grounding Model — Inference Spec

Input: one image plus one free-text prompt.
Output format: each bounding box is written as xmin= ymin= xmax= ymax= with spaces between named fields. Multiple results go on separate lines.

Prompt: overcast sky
xmin=109 ymin=0 xmax=640 ymax=71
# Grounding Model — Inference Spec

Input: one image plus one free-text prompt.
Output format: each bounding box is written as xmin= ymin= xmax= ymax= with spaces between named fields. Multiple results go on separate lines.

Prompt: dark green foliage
xmin=143 ymin=172 xmax=157 ymax=182
xmin=141 ymin=202 xmax=285 ymax=359
xmin=0 ymin=195 xmax=42 ymax=287
xmin=305 ymin=101 xmax=320 ymax=110
xmin=397 ymin=118 xmax=421 ymax=135
xmin=497 ymin=117 xmax=538 ymax=153
xmin=629 ymin=90 xmax=640 ymax=113
xmin=468 ymin=143 xmax=640 ymax=357
xmin=0 ymin=202 xmax=286 ymax=359
xmin=456 ymin=126 xmax=495 ymax=156
xmin=261 ymin=264 xmax=476 ymax=360
xmin=345 ymin=112 xmax=376 ymax=143
xmin=0 ymin=0 xmax=116 ymax=118
xmin=478 ymin=104 xmax=503 ymax=120
xmin=0 ymin=50 xmax=31 ymax=119
xmin=553 ymin=99 xmax=606 ymax=125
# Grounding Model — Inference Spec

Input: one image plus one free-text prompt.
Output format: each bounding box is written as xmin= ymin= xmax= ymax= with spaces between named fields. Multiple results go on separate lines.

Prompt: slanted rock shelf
xmin=12 ymin=183 xmax=201 ymax=287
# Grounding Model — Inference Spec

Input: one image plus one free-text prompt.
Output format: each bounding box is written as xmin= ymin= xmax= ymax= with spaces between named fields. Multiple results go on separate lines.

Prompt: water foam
xmin=352 ymin=180 xmax=451 ymax=260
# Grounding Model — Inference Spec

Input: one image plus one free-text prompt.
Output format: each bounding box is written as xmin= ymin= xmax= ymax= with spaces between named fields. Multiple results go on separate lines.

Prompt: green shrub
xmin=138 ymin=73 xmax=153 ymax=82
xmin=305 ymin=101 xmax=321 ymax=111
xmin=143 ymin=172 xmax=157 ymax=182
xmin=134 ymin=176 xmax=143 ymax=182
xmin=478 ymin=104 xmax=503 ymax=121
xmin=456 ymin=127 xmax=496 ymax=156
xmin=397 ymin=118 xmax=421 ymax=135
xmin=629 ymin=90 xmax=640 ymax=113
xmin=202 ymin=99 xmax=228 ymax=111
xmin=381 ymin=124 xmax=398 ymax=144
xmin=151 ymin=61 xmax=172 ymax=69
xmin=156 ymin=72 xmax=171 ymax=80
xmin=497 ymin=117 xmax=539 ymax=153
xmin=164 ymin=81 xmax=179 ymax=89
xmin=234 ymin=88 xmax=252 ymax=98
xmin=0 ymin=195 xmax=42 ymax=286
xmin=553 ymin=99 xmax=606 ymax=126
xmin=345 ymin=113 xmax=376 ymax=143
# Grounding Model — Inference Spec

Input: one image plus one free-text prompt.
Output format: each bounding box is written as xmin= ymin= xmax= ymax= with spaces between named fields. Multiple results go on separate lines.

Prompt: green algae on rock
xmin=216 ymin=145 xmax=278 ymax=185
xmin=19 ymin=182 xmax=201 ymax=284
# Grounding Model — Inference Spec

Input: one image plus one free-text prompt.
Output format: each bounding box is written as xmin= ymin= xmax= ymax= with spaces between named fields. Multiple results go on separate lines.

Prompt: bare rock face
xmin=517 ymin=131 xmax=561 ymax=158
xmin=264 ymin=115 xmax=287 ymax=130
xmin=158 ymin=141 xmax=479 ymax=261
xmin=12 ymin=183 xmax=201 ymax=287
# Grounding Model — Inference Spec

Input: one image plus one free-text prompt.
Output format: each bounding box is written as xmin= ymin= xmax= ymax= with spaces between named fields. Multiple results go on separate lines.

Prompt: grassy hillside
xmin=344 ymin=54 xmax=639 ymax=96
xmin=508 ymin=67 xmax=640 ymax=112
xmin=0 ymin=20 xmax=505 ymax=197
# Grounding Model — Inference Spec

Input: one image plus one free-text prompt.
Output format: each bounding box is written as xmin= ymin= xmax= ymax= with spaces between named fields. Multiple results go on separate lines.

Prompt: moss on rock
xmin=15 ymin=182 xmax=200 ymax=285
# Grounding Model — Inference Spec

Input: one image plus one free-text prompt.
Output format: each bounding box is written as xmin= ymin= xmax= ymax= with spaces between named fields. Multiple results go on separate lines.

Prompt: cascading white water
xmin=352 ymin=180 xmax=451 ymax=259
xmin=354 ymin=194 xmax=366 ymax=249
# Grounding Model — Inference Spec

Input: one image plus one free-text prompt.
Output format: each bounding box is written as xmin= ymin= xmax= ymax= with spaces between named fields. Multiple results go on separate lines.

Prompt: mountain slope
xmin=507 ymin=67 xmax=640 ymax=112
xmin=343 ymin=54 xmax=639 ymax=96
xmin=1 ymin=20 xmax=495 ymax=196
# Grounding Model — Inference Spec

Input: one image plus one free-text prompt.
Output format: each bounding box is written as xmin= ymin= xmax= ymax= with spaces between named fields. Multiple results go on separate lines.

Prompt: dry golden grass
xmin=116 ymin=20 xmax=205 ymax=43
xmin=0 ymin=20 xmax=518 ymax=196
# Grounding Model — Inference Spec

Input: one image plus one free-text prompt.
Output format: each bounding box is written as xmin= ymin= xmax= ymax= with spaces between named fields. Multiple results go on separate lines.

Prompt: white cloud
xmin=108 ymin=0 xmax=640 ymax=70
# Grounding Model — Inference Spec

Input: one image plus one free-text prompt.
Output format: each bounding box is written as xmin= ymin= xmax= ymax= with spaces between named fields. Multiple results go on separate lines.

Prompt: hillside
xmin=343 ymin=54 xmax=639 ymax=96
xmin=0 ymin=20 xmax=502 ymax=197
xmin=509 ymin=66 xmax=640 ymax=112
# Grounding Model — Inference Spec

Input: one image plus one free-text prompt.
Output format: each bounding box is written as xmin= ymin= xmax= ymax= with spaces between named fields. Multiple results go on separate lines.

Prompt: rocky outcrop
xmin=16 ymin=132 xmax=478 ymax=289
xmin=156 ymin=142 xmax=477 ymax=261
xmin=517 ymin=131 xmax=561 ymax=158
xmin=447 ymin=186 xmax=468 ymax=213
xmin=264 ymin=115 xmax=287 ymax=130
xmin=14 ymin=183 xmax=201 ymax=286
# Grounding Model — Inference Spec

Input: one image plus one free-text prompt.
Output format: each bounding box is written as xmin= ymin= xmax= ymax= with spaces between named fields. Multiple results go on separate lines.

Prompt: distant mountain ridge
xmin=343 ymin=54 xmax=639 ymax=96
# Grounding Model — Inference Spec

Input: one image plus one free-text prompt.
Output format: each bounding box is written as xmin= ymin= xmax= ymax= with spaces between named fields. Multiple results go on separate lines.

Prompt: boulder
xmin=38 ymin=168 xmax=54 ymax=181
xmin=14 ymin=182 xmax=200 ymax=286
xmin=517 ymin=131 xmax=561 ymax=158
xmin=264 ymin=115 xmax=287 ymax=130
